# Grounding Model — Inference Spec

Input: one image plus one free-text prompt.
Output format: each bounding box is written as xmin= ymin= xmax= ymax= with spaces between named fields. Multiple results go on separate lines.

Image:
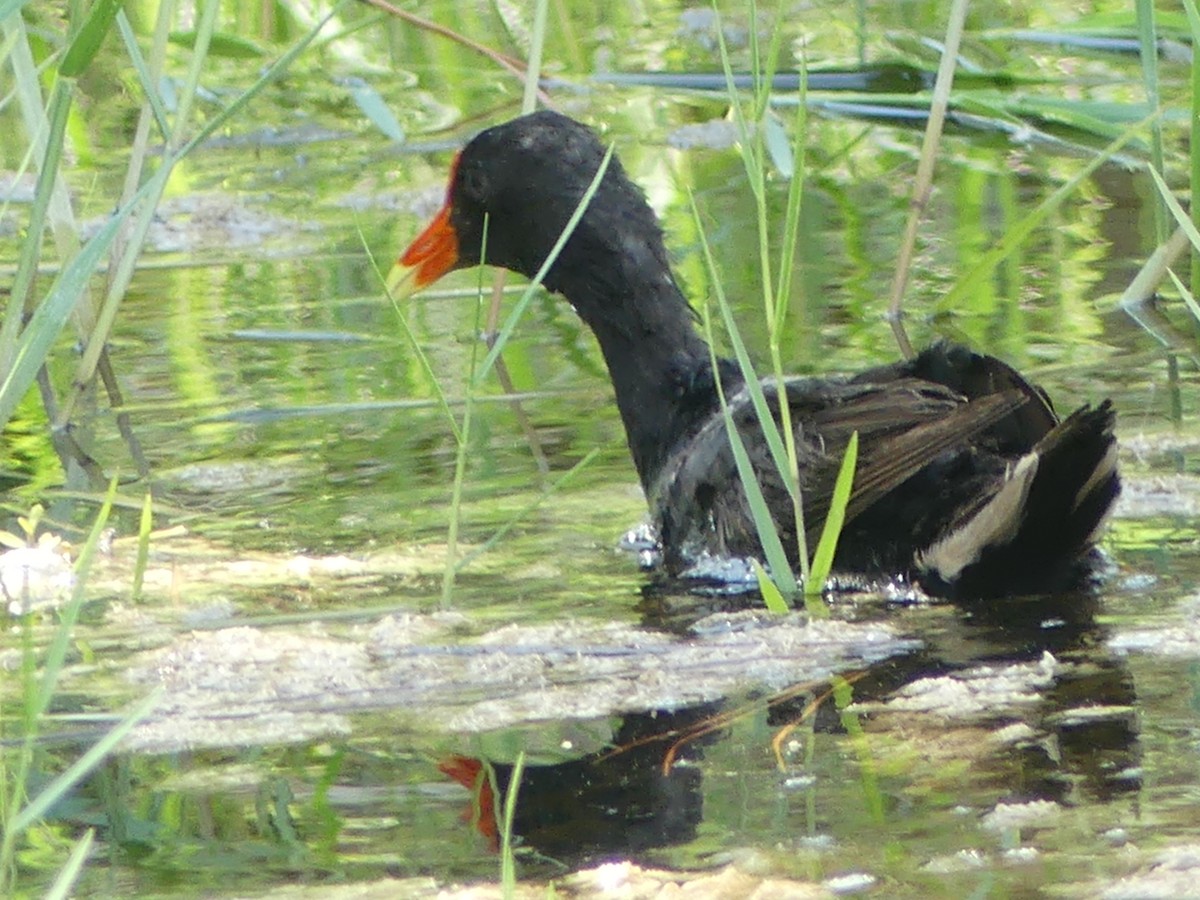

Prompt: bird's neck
xmin=550 ymin=257 xmax=733 ymax=491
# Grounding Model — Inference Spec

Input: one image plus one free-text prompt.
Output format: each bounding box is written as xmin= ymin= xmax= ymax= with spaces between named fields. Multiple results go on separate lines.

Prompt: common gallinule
xmin=387 ymin=110 xmax=1119 ymax=598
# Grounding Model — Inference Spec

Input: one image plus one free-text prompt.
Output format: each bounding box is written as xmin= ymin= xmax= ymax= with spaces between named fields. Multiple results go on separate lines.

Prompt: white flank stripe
xmin=916 ymin=452 xmax=1039 ymax=582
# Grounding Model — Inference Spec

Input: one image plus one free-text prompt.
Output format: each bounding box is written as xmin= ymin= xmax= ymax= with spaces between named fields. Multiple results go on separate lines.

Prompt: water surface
xmin=2 ymin=1 xmax=1199 ymax=896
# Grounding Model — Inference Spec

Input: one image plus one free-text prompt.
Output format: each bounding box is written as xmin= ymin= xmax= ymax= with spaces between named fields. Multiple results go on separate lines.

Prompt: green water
xmin=2 ymin=1 xmax=1199 ymax=896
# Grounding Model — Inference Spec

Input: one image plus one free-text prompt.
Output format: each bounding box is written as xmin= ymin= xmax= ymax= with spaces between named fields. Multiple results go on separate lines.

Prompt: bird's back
xmin=650 ymin=344 xmax=1118 ymax=597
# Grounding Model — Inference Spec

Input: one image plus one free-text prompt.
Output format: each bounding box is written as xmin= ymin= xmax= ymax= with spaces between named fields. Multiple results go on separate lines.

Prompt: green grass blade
xmin=43 ymin=829 xmax=94 ymax=900
xmin=721 ymin=411 xmax=796 ymax=592
xmin=0 ymin=211 xmax=120 ymax=431
xmin=10 ymin=688 xmax=161 ymax=834
xmin=388 ymin=302 xmax=462 ymax=441
xmin=688 ymin=194 xmax=795 ymax=504
xmin=752 ymin=560 xmax=790 ymax=614
xmin=115 ymin=9 xmax=170 ymax=138
xmin=59 ymin=0 xmax=122 ymax=76
xmin=2 ymin=481 xmax=126 ymax=887
xmin=713 ymin=5 xmax=772 ymax=316
xmin=362 ymin=225 xmax=463 ymax=441
xmin=456 ymin=448 xmax=600 ymax=571
xmin=167 ymin=0 xmax=219 ymax=146
xmin=2 ymin=72 xmax=72 ymax=372
xmin=712 ymin=299 xmax=796 ymax=504
xmin=807 ymin=431 xmax=857 ymax=600
xmin=761 ymin=104 xmax=794 ymax=177
xmin=711 ymin=2 xmax=812 ymax=578
xmin=521 ymin=0 xmax=549 ymax=113
xmin=2 ymin=6 xmax=83 ymax=372
xmin=833 ymin=675 xmax=884 ymax=823
xmin=66 ymin=167 xmax=170 ymax=411
xmin=131 ymin=490 xmax=153 ymax=603
xmin=0 ymin=0 xmax=34 ymax=25
xmin=167 ymin=29 xmax=266 ymax=58
xmin=886 ymin=0 xmax=967 ymax=352
xmin=1135 ymin=0 xmax=1168 ymax=242
xmin=1146 ymin=168 xmax=1200 ymax=328
xmin=771 ymin=56 xmax=812 ymax=572
xmin=1165 ymin=268 xmax=1200 ymax=325
xmin=500 ymin=751 xmax=526 ymax=898
xmin=688 ymin=180 xmax=798 ymax=597
xmin=345 ymin=76 xmax=405 ymax=141
xmin=1147 ymin=166 xmax=1200 ymax=249
xmin=774 ymin=67 xmax=809 ymax=337
xmin=695 ymin=267 xmax=798 ymax=596
xmin=704 ymin=287 xmax=797 ymax=595
xmin=441 ymin=222 xmax=490 ymax=606
xmin=1186 ymin=0 xmax=1200 ymax=303
xmin=35 ymin=476 xmax=118 ymax=716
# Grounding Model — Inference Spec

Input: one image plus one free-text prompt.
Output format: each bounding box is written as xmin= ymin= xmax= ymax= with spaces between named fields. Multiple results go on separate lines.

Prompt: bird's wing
xmin=650 ymin=375 xmax=1031 ymax=568
xmin=765 ymin=378 xmax=1030 ymax=542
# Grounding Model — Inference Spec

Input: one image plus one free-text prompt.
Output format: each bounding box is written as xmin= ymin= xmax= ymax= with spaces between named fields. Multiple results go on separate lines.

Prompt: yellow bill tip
xmin=385 ymin=261 xmax=421 ymax=300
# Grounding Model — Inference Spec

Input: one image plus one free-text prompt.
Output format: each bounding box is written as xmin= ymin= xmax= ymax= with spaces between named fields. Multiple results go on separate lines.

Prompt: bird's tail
xmin=916 ymin=401 xmax=1120 ymax=598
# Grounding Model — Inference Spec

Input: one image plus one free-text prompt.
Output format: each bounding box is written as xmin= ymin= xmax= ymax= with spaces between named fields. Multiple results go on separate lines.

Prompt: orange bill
xmin=386 ymin=203 xmax=460 ymax=300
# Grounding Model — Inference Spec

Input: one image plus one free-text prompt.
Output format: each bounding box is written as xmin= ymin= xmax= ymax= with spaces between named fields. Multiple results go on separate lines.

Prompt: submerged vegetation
xmin=0 ymin=0 xmax=1197 ymax=895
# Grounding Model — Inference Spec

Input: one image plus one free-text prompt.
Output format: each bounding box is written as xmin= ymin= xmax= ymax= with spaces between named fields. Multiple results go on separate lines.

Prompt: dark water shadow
xmin=438 ymin=582 xmax=1141 ymax=869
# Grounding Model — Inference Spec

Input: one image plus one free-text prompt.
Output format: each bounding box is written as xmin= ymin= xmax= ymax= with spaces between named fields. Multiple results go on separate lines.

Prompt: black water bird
xmin=387 ymin=110 xmax=1119 ymax=598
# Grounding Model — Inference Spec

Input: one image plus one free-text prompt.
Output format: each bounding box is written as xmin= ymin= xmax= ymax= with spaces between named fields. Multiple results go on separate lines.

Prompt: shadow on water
xmin=431 ymin=582 xmax=1141 ymax=876
xmin=439 ymin=706 xmax=716 ymax=865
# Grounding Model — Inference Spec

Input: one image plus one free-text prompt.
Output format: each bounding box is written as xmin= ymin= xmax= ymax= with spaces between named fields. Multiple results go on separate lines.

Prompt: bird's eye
xmin=458 ymin=163 xmax=488 ymax=202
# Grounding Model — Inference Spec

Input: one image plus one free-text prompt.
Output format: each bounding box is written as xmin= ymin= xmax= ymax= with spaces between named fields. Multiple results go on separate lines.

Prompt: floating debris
xmin=1 ymin=542 xmax=74 ymax=616
xmin=125 ymin=611 xmax=916 ymax=753
xmin=1109 ymin=594 xmax=1200 ymax=658
xmin=851 ymin=652 xmax=1061 ymax=719
xmin=980 ymin=799 xmax=1062 ymax=833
